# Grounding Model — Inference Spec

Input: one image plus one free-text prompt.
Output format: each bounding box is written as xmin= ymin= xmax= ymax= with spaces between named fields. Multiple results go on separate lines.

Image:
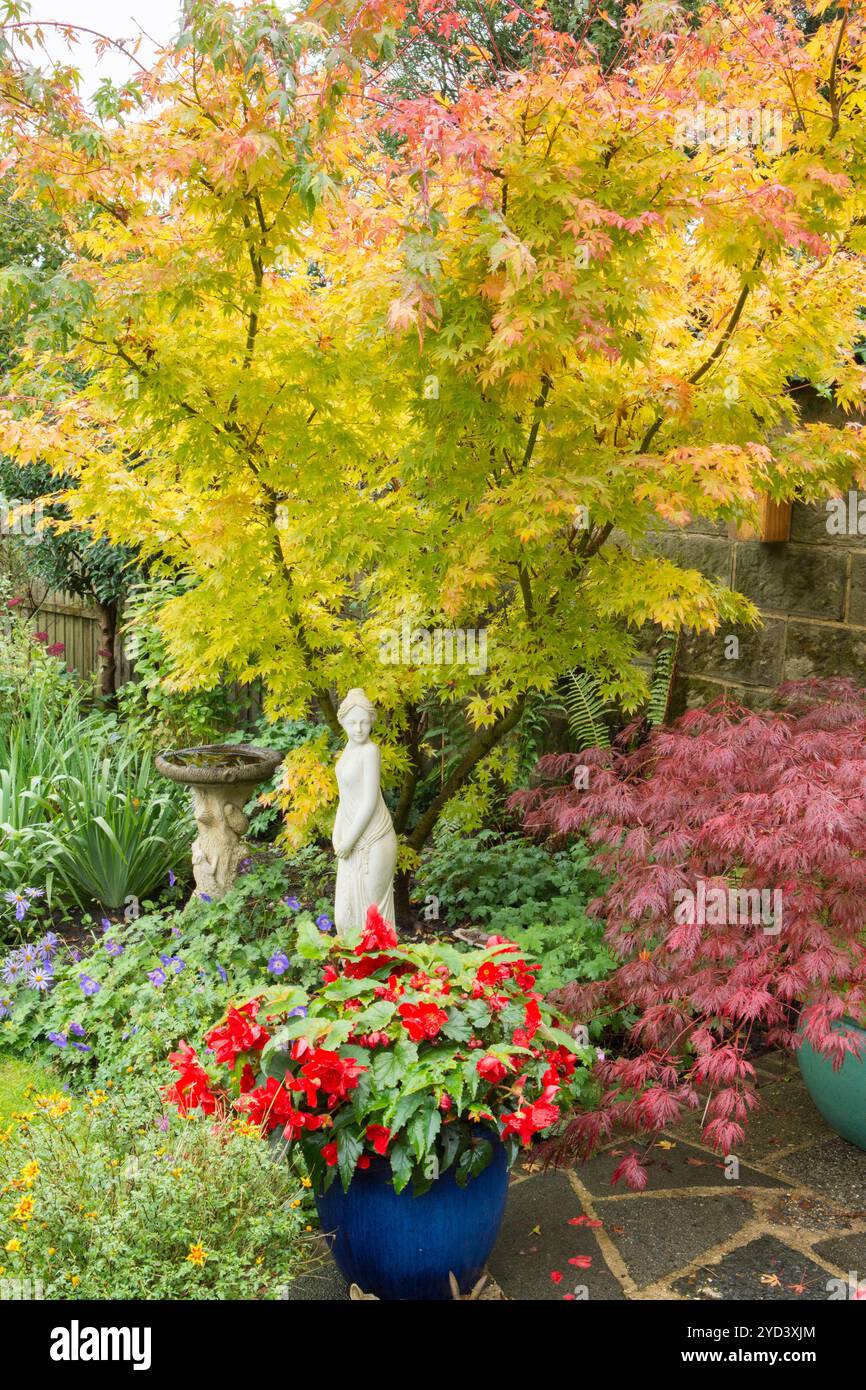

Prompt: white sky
xmin=28 ymin=1 xmax=184 ymax=97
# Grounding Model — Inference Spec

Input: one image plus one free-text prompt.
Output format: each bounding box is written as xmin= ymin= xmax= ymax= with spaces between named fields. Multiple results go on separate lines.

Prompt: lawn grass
xmin=0 ymin=1052 xmax=57 ymax=1120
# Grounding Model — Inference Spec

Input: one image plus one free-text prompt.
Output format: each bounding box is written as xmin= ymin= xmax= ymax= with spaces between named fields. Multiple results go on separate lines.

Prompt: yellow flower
xmin=185 ymin=1242 xmax=208 ymax=1267
xmin=47 ymin=1247 xmax=56 ymax=1256
xmin=5 ymin=1238 xmax=21 ymax=1253
xmin=290 ymin=1199 xmax=301 ymax=1209
xmin=233 ymin=1120 xmax=262 ymax=1140
xmin=20 ymin=1161 xmax=39 ymax=1186
xmin=87 ymin=1090 xmax=108 ymax=1108
xmin=255 ymin=1256 xmax=263 ymax=1266
xmin=70 ymin=1274 xmax=80 ymax=1287
xmin=11 ymin=1196 xmax=34 ymax=1223
xmin=300 ymin=1176 xmax=312 ymax=1189
xmin=84 ymin=1211 xmax=99 ymax=1220
xmin=171 ymin=1168 xmax=183 ymax=1179
xmin=33 ymin=1093 xmax=70 ymax=1118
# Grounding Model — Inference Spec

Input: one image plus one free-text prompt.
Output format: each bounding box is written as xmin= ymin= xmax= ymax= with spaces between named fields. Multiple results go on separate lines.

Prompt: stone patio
xmin=287 ymin=1049 xmax=866 ymax=1300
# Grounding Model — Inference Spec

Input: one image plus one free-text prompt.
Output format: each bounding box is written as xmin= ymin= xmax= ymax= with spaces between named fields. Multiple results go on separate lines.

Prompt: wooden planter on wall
xmin=729 ymin=496 xmax=792 ymax=542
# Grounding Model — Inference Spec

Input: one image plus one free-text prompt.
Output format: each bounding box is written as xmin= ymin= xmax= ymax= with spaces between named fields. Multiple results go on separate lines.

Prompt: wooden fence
xmin=25 ymin=585 xmax=133 ymax=688
xmin=19 ymin=583 xmax=264 ymax=725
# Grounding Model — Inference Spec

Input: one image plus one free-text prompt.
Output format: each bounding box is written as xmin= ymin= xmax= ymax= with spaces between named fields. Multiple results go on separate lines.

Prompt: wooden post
xmin=729 ymin=496 xmax=792 ymax=542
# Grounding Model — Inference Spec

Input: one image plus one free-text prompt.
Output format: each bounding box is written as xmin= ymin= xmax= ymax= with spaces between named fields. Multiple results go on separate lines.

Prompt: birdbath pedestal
xmin=155 ymin=744 xmax=282 ymax=900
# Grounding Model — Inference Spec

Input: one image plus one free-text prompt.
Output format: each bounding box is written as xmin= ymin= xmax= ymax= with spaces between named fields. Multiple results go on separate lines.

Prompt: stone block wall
xmin=646 ymin=385 xmax=866 ymax=709
xmin=650 ymin=501 xmax=866 ymax=710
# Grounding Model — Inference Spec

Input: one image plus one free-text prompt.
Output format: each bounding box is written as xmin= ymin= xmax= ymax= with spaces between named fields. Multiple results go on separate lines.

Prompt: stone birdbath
xmin=155 ymin=744 xmax=282 ymax=900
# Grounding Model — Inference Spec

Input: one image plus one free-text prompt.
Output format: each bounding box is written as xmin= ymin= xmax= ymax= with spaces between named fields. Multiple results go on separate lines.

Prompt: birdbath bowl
xmin=155 ymin=744 xmax=282 ymax=900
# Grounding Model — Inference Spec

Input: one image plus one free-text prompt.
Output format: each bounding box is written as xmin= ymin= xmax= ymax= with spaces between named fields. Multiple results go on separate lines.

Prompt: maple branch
xmin=392 ymin=705 xmax=425 ymax=836
xmin=828 ymin=7 xmax=849 ymax=140
xmin=639 ymin=249 xmax=766 ymax=453
xmin=406 ymin=697 xmax=526 ymax=851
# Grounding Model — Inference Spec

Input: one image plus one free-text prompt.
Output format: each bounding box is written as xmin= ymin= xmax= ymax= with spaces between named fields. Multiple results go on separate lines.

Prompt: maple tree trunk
xmin=394 ymin=868 xmax=413 ymax=932
xmin=95 ymin=599 xmax=118 ymax=700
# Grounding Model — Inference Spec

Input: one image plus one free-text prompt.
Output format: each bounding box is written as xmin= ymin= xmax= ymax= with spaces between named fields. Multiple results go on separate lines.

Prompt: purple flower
xmin=1 ymin=953 xmax=24 ymax=986
xmin=69 ymin=948 xmax=82 ymax=963
xmin=71 ymin=1042 xmax=91 ymax=1052
xmin=5 ymin=890 xmax=37 ymax=921
xmin=0 ymin=997 xmax=11 ymax=1019
xmin=316 ymin=914 xmax=333 ymax=933
xmin=199 ymin=893 xmax=212 ymax=904
xmin=283 ymin=896 xmax=301 ymax=912
xmin=105 ymin=940 xmax=124 ymax=958
xmin=79 ymin=974 xmax=100 ymax=996
xmin=288 ymin=1006 xmax=308 ymax=1019
xmin=47 ymin=1031 xmax=67 ymax=1048
xmin=28 ymin=964 xmax=54 ymax=991
xmin=268 ymin=952 xmax=290 ymax=976
xmin=156 ymin=1115 xmax=170 ymax=1133
xmin=69 ymin=1021 xmax=86 ymax=1038
xmin=238 ymin=857 xmax=252 ymax=873
xmin=38 ymin=931 xmax=59 ymax=958
xmin=216 ymin=963 xmax=227 ymax=983
xmin=168 ymin=869 xmax=176 ymax=887
xmin=148 ymin=968 xmax=167 ymax=988
xmin=100 ymin=917 xmax=112 ymax=932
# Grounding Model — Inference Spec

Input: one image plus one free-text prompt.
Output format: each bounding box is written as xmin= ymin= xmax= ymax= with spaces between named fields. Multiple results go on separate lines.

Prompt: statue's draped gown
xmin=333 ymin=747 xmax=397 ymax=932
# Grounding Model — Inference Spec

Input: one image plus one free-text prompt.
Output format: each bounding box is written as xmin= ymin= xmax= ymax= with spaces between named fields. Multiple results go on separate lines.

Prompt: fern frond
xmin=646 ymin=633 xmax=680 ymax=728
xmin=562 ymin=671 xmax=611 ymax=749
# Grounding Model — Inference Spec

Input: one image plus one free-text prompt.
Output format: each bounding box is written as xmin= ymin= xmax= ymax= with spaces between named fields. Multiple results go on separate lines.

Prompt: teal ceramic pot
xmin=797 ymin=1017 xmax=866 ymax=1151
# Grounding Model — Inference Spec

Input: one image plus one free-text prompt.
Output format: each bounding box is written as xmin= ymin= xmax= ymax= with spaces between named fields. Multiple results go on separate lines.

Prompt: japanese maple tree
xmin=1 ymin=0 xmax=866 ymax=880
xmin=512 ymin=679 xmax=866 ymax=1189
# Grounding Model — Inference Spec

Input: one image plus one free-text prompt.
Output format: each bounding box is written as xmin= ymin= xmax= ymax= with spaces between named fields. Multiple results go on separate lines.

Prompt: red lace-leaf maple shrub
xmin=510 ymin=679 xmax=866 ymax=1190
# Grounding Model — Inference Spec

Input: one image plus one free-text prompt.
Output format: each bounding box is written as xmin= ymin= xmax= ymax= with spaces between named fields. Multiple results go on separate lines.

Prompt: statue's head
xmin=337 ymin=688 xmax=376 ymax=745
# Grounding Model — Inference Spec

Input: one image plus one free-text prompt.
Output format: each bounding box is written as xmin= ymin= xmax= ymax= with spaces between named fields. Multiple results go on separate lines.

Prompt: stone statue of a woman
xmin=333 ymin=688 xmax=398 ymax=935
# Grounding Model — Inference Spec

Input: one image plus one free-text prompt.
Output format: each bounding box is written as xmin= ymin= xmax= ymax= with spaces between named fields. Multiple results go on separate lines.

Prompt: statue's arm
xmin=340 ymin=744 xmax=381 ymax=856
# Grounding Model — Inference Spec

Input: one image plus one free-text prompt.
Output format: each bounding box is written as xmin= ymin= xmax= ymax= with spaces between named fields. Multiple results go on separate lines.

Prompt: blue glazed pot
xmin=797 ymin=1016 xmax=866 ymax=1151
xmin=313 ymin=1134 xmax=509 ymax=1300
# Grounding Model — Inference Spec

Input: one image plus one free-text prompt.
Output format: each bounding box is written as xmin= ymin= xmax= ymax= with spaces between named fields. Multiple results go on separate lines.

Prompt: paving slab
xmin=672 ymin=1234 xmax=839 ymax=1301
xmin=811 ymin=1231 xmax=866 ymax=1274
xmin=774 ymin=1137 xmax=866 ymax=1211
xmin=763 ymin=1190 xmax=862 ymax=1234
xmin=601 ymin=1193 xmax=754 ymax=1287
xmin=487 ymin=1172 xmax=625 ymax=1300
xmin=754 ymin=1049 xmax=801 ymax=1079
xmin=282 ymin=1248 xmax=348 ymax=1301
xmin=675 ymin=1077 xmax=833 ymax=1162
xmin=578 ymin=1138 xmax=786 ymax=1196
